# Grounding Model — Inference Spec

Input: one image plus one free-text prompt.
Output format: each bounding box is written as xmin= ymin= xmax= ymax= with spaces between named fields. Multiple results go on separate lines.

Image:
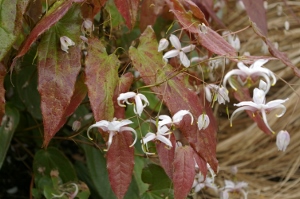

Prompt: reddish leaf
xmin=193 ymin=150 xmax=207 ymax=177
xmin=140 ymin=0 xmax=158 ymax=31
xmin=38 ymin=6 xmax=82 ymax=147
xmin=242 ymin=0 xmax=267 ymax=36
xmin=11 ymin=0 xmax=83 ymax=68
xmin=85 ymin=37 xmax=120 ymax=121
xmin=182 ymin=0 xmax=209 ymax=25
xmin=114 ymin=0 xmax=139 ymax=29
xmin=251 ymin=22 xmax=300 ymax=78
xmin=81 ymin=0 xmax=108 ymax=19
xmin=0 ymin=63 xmax=6 ymax=121
xmin=156 ymin=133 xmax=176 ymax=180
xmin=129 ymin=26 xmax=218 ymax=172
xmin=107 ymin=132 xmax=134 ymax=199
xmin=166 ymin=0 xmax=236 ymax=57
xmin=56 ymin=75 xmax=88 ymax=131
xmin=173 ymin=146 xmax=195 ymax=199
xmin=192 ymin=0 xmax=226 ymax=28
xmin=113 ymin=72 xmax=134 ymax=119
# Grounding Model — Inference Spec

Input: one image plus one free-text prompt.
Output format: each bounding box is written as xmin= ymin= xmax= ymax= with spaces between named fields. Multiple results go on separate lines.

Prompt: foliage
xmin=0 ymin=0 xmax=296 ymax=198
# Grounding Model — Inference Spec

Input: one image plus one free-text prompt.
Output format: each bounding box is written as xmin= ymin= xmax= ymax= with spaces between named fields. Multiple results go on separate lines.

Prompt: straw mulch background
xmin=197 ymin=1 xmax=300 ymax=198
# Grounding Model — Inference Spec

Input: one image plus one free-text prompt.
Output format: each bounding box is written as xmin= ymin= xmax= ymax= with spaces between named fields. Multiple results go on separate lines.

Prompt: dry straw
xmin=196 ymin=1 xmax=300 ymax=198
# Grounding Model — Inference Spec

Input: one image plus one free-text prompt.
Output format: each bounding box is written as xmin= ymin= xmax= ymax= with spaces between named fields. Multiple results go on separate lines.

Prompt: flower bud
xmin=72 ymin=120 xmax=81 ymax=132
xmin=276 ymin=130 xmax=290 ymax=152
xmin=197 ymin=114 xmax=210 ymax=130
xmin=60 ymin=36 xmax=75 ymax=53
xmin=158 ymin=38 xmax=169 ymax=52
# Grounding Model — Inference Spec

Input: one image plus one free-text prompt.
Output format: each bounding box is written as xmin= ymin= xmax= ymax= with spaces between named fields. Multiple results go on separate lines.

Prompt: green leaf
xmin=141 ymin=164 xmax=172 ymax=191
xmin=0 ymin=0 xmax=29 ymax=61
xmin=33 ymin=147 xmax=77 ymax=183
xmin=81 ymin=143 xmax=117 ymax=199
xmin=0 ymin=103 xmax=20 ymax=169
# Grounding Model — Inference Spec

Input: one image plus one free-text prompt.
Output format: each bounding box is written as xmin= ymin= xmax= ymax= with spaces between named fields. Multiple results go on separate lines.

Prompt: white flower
xmin=81 ymin=19 xmax=94 ymax=35
xmin=230 ymin=88 xmax=289 ymax=133
xmin=284 ymin=20 xmax=290 ymax=31
xmin=141 ymin=125 xmax=172 ymax=155
xmin=220 ymin=180 xmax=248 ymax=199
xmin=158 ymin=38 xmax=169 ymax=52
xmin=205 ymin=84 xmax=230 ymax=104
xmin=223 ymin=59 xmax=276 ymax=93
xmin=276 ymin=130 xmax=290 ymax=152
xmin=158 ymin=110 xmax=194 ymax=127
xmin=199 ymin=23 xmax=208 ymax=34
xmin=223 ymin=31 xmax=240 ymax=50
xmin=197 ymin=113 xmax=210 ymax=130
xmin=163 ymin=34 xmax=195 ymax=67
xmin=192 ymin=173 xmax=218 ymax=193
xmin=60 ymin=36 xmax=75 ymax=53
xmin=117 ymin=92 xmax=149 ymax=116
xmin=87 ymin=118 xmax=137 ymax=149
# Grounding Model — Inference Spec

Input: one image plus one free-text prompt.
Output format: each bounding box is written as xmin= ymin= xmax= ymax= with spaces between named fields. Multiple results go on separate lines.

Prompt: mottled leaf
xmin=85 ymin=37 xmax=120 ymax=121
xmin=0 ymin=63 xmax=6 ymax=120
xmin=114 ymin=0 xmax=139 ymax=29
xmin=129 ymin=26 xmax=218 ymax=171
xmin=165 ymin=0 xmax=236 ymax=57
xmin=251 ymin=21 xmax=300 ymax=78
xmin=11 ymin=0 xmax=83 ymax=67
xmin=0 ymin=0 xmax=30 ymax=61
xmin=107 ymin=132 xmax=135 ymax=199
xmin=0 ymin=104 xmax=20 ymax=169
xmin=156 ymin=133 xmax=176 ymax=180
xmin=33 ymin=147 xmax=77 ymax=183
xmin=242 ymin=0 xmax=267 ymax=36
xmin=37 ymin=5 xmax=82 ymax=147
xmin=173 ymin=146 xmax=195 ymax=199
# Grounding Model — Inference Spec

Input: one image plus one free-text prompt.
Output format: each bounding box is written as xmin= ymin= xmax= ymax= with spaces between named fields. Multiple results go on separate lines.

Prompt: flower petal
xmin=158 ymin=38 xmax=169 ymax=52
xmin=120 ymin=126 xmax=137 ymax=147
xmin=117 ymin=92 xmax=136 ymax=107
xmin=179 ymin=51 xmax=190 ymax=67
xmin=181 ymin=44 xmax=195 ymax=53
xmin=197 ymin=114 xmax=210 ymax=130
xmin=163 ymin=49 xmax=180 ymax=59
xmin=172 ymin=110 xmax=194 ymax=124
xmin=276 ymin=130 xmax=290 ymax=151
xmin=156 ymin=134 xmax=173 ymax=147
xmin=169 ymin=34 xmax=181 ymax=50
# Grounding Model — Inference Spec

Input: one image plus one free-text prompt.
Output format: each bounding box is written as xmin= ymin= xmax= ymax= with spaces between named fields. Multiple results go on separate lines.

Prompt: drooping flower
xmin=87 ymin=118 xmax=137 ymax=149
xmin=60 ymin=36 xmax=75 ymax=53
xmin=158 ymin=110 xmax=194 ymax=128
xmin=276 ymin=130 xmax=290 ymax=152
xmin=81 ymin=19 xmax=94 ymax=35
xmin=230 ymin=88 xmax=289 ymax=133
xmin=197 ymin=113 xmax=210 ymax=130
xmin=163 ymin=34 xmax=195 ymax=67
xmin=141 ymin=125 xmax=172 ymax=155
xmin=205 ymin=84 xmax=230 ymax=104
xmin=223 ymin=59 xmax=276 ymax=93
xmin=220 ymin=180 xmax=248 ymax=199
xmin=192 ymin=173 xmax=218 ymax=193
xmin=117 ymin=92 xmax=149 ymax=116
xmin=158 ymin=38 xmax=169 ymax=52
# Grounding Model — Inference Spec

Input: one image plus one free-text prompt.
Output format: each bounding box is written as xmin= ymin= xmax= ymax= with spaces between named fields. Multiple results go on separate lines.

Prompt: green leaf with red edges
xmin=0 ymin=0 xmax=30 ymax=61
xmin=251 ymin=21 xmax=300 ymax=78
xmin=173 ymin=146 xmax=195 ymax=199
xmin=242 ymin=0 xmax=267 ymax=36
xmin=156 ymin=133 xmax=176 ymax=180
xmin=0 ymin=63 xmax=6 ymax=121
xmin=11 ymin=0 xmax=83 ymax=67
xmin=107 ymin=132 xmax=134 ymax=199
xmin=114 ymin=0 xmax=139 ymax=29
xmin=165 ymin=0 xmax=236 ymax=57
xmin=113 ymin=72 xmax=134 ymax=119
xmin=129 ymin=26 xmax=218 ymax=172
xmin=37 ymin=5 xmax=82 ymax=147
xmin=85 ymin=37 xmax=120 ymax=121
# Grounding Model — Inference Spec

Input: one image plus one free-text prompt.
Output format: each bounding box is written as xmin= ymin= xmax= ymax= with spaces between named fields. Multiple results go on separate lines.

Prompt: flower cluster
xmin=158 ymin=34 xmax=195 ymax=67
xmin=224 ymin=59 xmax=290 ymax=151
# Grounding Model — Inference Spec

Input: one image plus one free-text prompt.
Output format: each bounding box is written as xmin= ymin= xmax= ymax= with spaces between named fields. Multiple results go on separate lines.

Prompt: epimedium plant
xmin=0 ymin=0 xmax=296 ymax=199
